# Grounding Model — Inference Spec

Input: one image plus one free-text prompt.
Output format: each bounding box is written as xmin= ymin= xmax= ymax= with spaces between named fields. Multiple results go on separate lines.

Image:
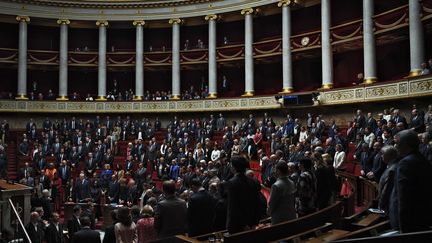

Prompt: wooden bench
xmin=220 ymin=201 xmax=343 ymax=243
xmin=269 ymin=222 xmax=349 ymax=243
xmin=335 ymin=221 xmax=391 ymax=240
xmin=332 ymin=229 xmax=432 ymax=243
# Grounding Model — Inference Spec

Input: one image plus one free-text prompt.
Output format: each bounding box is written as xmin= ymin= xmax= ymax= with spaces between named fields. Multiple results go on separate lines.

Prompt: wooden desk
xmin=304 ymin=229 xmax=349 ymax=243
xmin=352 ymin=214 xmax=381 ymax=227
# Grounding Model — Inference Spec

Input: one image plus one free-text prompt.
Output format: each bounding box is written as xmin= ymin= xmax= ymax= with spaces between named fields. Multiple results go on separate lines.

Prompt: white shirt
xmin=299 ymin=131 xmax=308 ymax=143
xmin=364 ymin=133 xmax=376 ymax=148
xmin=333 ymin=151 xmax=346 ymax=169
xmin=211 ymin=149 xmax=221 ymax=162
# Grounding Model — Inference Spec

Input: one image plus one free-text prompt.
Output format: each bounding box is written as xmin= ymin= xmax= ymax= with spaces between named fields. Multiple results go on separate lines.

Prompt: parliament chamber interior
xmin=1 ymin=0 xmax=432 ymax=242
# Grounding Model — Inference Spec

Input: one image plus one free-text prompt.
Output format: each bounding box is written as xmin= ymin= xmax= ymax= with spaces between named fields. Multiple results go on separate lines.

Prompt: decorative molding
xmin=204 ymin=14 xmax=219 ymax=21
xmin=95 ymin=20 xmax=108 ymax=27
xmin=0 ymin=0 xmax=279 ymax=21
xmin=277 ymin=0 xmax=296 ymax=7
xmin=132 ymin=20 xmax=145 ymax=26
xmin=168 ymin=18 xmax=183 ymax=25
xmin=0 ymin=96 xmax=280 ymax=113
xmin=241 ymin=7 xmax=255 ymax=15
xmin=319 ymin=76 xmax=432 ymax=105
xmin=15 ymin=15 xmax=30 ymax=22
xmin=56 ymin=19 xmax=70 ymax=25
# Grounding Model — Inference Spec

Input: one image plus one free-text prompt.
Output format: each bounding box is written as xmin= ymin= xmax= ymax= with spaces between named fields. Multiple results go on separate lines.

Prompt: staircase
xmin=6 ymin=141 xmax=18 ymax=181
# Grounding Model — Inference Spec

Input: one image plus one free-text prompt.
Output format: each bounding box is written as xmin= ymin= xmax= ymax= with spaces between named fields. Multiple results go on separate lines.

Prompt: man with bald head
xmin=25 ymin=211 xmax=44 ymax=243
xmin=389 ymin=130 xmax=432 ymax=233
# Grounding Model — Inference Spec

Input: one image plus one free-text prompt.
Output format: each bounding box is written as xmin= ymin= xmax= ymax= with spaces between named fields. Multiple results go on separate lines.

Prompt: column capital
xmin=241 ymin=8 xmax=258 ymax=16
xmin=57 ymin=19 xmax=70 ymax=25
xmin=205 ymin=14 xmax=219 ymax=21
xmin=168 ymin=18 xmax=183 ymax=25
xmin=133 ymin=20 xmax=145 ymax=26
xmin=96 ymin=20 xmax=109 ymax=27
xmin=16 ymin=16 xmax=30 ymax=23
xmin=277 ymin=0 xmax=296 ymax=7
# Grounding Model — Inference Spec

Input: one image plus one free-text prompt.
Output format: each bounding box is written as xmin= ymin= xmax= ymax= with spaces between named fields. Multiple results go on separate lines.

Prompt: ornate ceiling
xmin=7 ymin=0 xmax=220 ymax=8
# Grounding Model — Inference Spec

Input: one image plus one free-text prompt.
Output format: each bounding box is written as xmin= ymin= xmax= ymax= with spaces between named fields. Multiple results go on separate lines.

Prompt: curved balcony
xmin=0 ymin=75 xmax=431 ymax=113
xmin=0 ymin=4 xmax=423 ymax=68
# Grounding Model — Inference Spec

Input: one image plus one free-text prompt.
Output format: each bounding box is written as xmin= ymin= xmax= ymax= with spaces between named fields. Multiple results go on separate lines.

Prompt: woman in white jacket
xmin=333 ymin=144 xmax=346 ymax=169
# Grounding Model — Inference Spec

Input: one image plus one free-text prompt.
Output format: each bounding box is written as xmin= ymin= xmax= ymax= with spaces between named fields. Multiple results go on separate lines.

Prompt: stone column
xmin=133 ymin=20 xmax=145 ymax=100
xmin=96 ymin=20 xmax=108 ymax=100
xmin=57 ymin=19 xmax=70 ymax=100
xmin=363 ymin=0 xmax=377 ymax=84
xmin=241 ymin=8 xmax=255 ymax=96
xmin=169 ymin=18 xmax=182 ymax=100
xmin=279 ymin=0 xmax=294 ymax=93
xmin=16 ymin=16 xmax=30 ymax=99
xmin=205 ymin=14 xmax=218 ymax=98
xmin=321 ymin=0 xmax=333 ymax=89
xmin=409 ymin=0 xmax=425 ymax=76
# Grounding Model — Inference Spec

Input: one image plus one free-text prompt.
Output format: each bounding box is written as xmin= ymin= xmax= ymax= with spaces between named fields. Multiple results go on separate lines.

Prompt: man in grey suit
xmin=154 ymin=180 xmax=187 ymax=238
xmin=267 ymin=160 xmax=297 ymax=225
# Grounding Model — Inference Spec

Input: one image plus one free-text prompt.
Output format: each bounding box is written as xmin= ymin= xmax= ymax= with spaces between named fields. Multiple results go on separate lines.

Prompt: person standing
xmin=25 ymin=212 xmax=45 ymax=243
xmin=187 ymin=178 xmax=216 ymax=236
xmin=114 ymin=206 xmax=138 ymax=243
xmin=154 ymin=181 xmax=187 ymax=238
xmin=45 ymin=212 xmax=64 ymax=243
xmin=389 ymin=130 xmax=432 ymax=233
xmin=226 ymin=156 xmax=261 ymax=234
xmin=267 ymin=161 xmax=297 ymax=225
xmin=71 ymin=217 xmax=100 ymax=243
xmin=103 ymin=210 xmax=118 ymax=243
xmin=67 ymin=205 xmax=82 ymax=238
xmin=137 ymin=205 xmax=156 ymax=243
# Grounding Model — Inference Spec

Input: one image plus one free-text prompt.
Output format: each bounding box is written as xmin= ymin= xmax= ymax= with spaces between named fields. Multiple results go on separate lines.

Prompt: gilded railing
xmin=319 ymin=75 xmax=432 ymax=105
xmin=0 ymin=3 xmax=426 ymax=67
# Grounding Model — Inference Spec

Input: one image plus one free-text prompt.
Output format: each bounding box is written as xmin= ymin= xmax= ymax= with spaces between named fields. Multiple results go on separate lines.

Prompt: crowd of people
xmin=0 ymin=75 xmax=232 ymax=101
xmin=1 ymin=104 xmax=432 ymax=242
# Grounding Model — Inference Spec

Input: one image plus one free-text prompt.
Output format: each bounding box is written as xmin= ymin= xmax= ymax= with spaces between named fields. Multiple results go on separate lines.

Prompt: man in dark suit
xmin=75 ymin=174 xmax=91 ymax=202
xmin=226 ymin=156 xmax=261 ymax=234
xmin=25 ymin=211 xmax=45 ymax=243
xmin=187 ymin=178 xmax=217 ymax=237
xmin=71 ymin=216 xmax=100 ymax=243
xmin=409 ymin=109 xmax=425 ymax=133
xmin=154 ymin=180 xmax=187 ymax=238
xmin=45 ymin=212 xmax=64 ymax=243
xmin=389 ymin=130 xmax=432 ymax=233
xmin=58 ymin=160 xmax=71 ymax=185
xmin=102 ymin=210 xmax=118 ymax=243
xmin=67 ymin=205 xmax=82 ymax=238
xmin=20 ymin=162 xmax=33 ymax=180
xmin=85 ymin=152 xmax=97 ymax=176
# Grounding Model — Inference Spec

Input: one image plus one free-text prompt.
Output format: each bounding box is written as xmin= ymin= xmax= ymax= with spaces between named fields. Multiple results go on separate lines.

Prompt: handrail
xmin=8 ymin=198 xmax=32 ymax=243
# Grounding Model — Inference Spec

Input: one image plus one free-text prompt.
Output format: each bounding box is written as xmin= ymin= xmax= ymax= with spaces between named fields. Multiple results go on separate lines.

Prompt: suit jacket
xmin=85 ymin=158 xmax=97 ymax=171
xmin=45 ymin=223 xmax=64 ymax=243
xmin=267 ymin=176 xmax=296 ymax=225
xmin=102 ymin=223 xmax=116 ymax=243
xmin=226 ymin=174 xmax=261 ymax=234
xmin=75 ymin=179 xmax=91 ymax=201
xmin=71 ymin=228 xmax=100 ymax=243
xmin=187 ymin=190 xmax=217 ymax=237
xmin=389 ymin=152 xmax=432 ymax=233
xmin=25 ymin=222 xmax=45 ymax=243
xmin=154 ymin=195 xmax=187 ymax=238
xmin=67 ymin=216 xmax=81 ymax=237
xmin=58 ymin=165 xmax=71 ymax=184
xmin=409 ymin=115 xmax=424 ymax=132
